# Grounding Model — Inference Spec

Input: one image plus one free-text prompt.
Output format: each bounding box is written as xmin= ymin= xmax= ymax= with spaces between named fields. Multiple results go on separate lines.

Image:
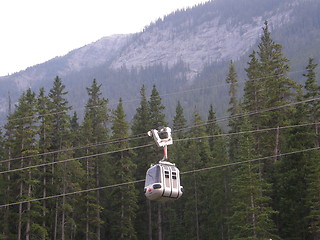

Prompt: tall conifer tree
xmin=149 ymin=84 xmax=168 ymax=129
xmin=4 ymin=89 xmax=45 ymax=239
xmin=131 ymin=84 xmax=151 ymax=176
xmin=302 ymin=58 xmax=320 ymax=238
xmin=0 ymin=129 xmax=5 ymax=238
xmin=244 ymin=50 xmax=264 ymax=135
xmin=256 ymin=21 xmax=298 ymax=159
xmin=108 ymin=98 xmax=138 ymax=240
xmin=173 ymin=101 xmax=187 ymax=133
xmin=303 ymin=58 xmax=320 ymax=148
xmin=206 ymin=104 xmax=230 ymax=239
xmin=181 ymin=110 xmax=211 ymax=240
xmin=166 ymin=101 xmax=187 ymax=240
xmin=254 ymin=22 xmax=300 ymax=238
xmin=172 ymin=101 xmax=187 ymax=165
xmin=47 ymin=76 xmax=82 ymax=240
xmin=228 ymin=116 xmax=278 ymax=239
xmin=81 ymin=79 xmax=109 ymax=240
xmin=131 ymin=85 xmax=151 ymax=240
xmin=148 ymin=84 xmax=168 ymax=240
xmin=37 ymin=87 xmax=54 ymax=239
xmin=226 ymin=60 xmax=241 ymax=161
xmin=2 ymin=104 xmax=15 ymax=239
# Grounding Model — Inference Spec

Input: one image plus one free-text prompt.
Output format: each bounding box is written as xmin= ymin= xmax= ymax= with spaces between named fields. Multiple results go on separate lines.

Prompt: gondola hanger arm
xmin=147 ymin=127 xmax=173 ymax=160
xmin=147 ymin=127 xmax=173 ymax=148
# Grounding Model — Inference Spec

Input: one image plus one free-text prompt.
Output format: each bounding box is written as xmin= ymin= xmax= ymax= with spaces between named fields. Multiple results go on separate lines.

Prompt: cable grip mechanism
xmin=148 ymin=127 xmax=173 ymax=160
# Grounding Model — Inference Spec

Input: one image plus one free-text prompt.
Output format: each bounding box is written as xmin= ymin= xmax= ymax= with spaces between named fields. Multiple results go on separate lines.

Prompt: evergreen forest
xmin=0 ymin=22 xmax=319 ymax=240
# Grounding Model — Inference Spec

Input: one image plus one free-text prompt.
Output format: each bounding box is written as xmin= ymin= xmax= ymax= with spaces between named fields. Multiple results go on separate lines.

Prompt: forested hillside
xmin=0 ymin=22 xmax=319 ymax=239
xmin=1 ymin=0 xmax=320 ymax=127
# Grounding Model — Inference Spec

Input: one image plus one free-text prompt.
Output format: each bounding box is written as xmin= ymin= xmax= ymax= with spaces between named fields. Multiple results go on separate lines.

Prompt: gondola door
xmin=162 ymin=165 xmax=172 ymax=198
xmin=169 ymin=166 xmax=181 ymax=198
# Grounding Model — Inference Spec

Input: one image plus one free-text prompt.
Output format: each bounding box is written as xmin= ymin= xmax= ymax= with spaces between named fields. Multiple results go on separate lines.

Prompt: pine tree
xmin=205 ymin=104 xmax=230 ymax=239
xmin=149 ymin=84 xmax=168 ymax=129
xmin=181 ymin=110 xmax=211 ymax=240
xmin=108 ymin=98 xmax=138 ymax=240
xmin=1 ymin=121 xmax=16 ymax=239
xmin=226 ymin=60 xmax=241 ymax=161
xmin=2 ymin=102 xmax=15 ymax=239
xmin=303 ymin=58 xmax=320 ymax=148
xmin=173 ymin=101 xmax=187 ymax=132
xmin=4 ymin=89 xmax=45 ymax=239
xmin=171 ymin=100 xmax=188 ymax=158
xmin=131 ymin=85 xmax=151 ymax=240
xmin=36 ymin=87 xmax=53 ymax=239
xmin=244 ymin=51 xmax=264 ymax=131
xmin=70 ymin=112 xmax=81 ymax=155
xmin=275 ymin=58 xmax=320 ymax=239
xmin=206 ymin=104 xmax=227 ymax=159
xmin=171 ymin=101 xmax=188 ymax=167
xmin=165 ymin=101 xmax=187 ymax=240
xmin=244 ymin=51 xmax=261 ymax=108
xmin=306 ymin=148 xmax=320 ymax=239
xmin=271 ymin=79 xmax=313 ymax=239
xmin=0 ymin=128 xmax=5 ymax=238
xmin=273 ymin=135 xmax=310 ymax=239
xmin=131 ymin=84 xmax=151 ymax=175
xmin=131 ymin=85 xmax=151 ymax=139
xmin=250 ymin=22 xmax=299 ymax=238
xmin=226 ymin=61 xmax=240 ymax=118
xmin=228 ymin=116 xmax=278 ymax=239
xmin=47 ymin=76 xmax=82 ymax=240
xmin=148 ymin=84 xmax=168 ymax=240
xmin=256 ymin=21 xmax=298 ymax=160
xmin=81 ymin=79 xmax=109 ymax=240
xmin=301 ymin=58 xmax=320 ymax=239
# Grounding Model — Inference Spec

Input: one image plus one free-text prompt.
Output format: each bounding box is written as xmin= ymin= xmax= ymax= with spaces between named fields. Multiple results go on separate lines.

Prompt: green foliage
xmin=226 ymin=61 xmax=242 ymax=161
xmin=149 ymin=84 xmax=168 ymax=129
xmin=130 ymin=85 xmax=152 ymax=239
xmin=80 ymin=79 xmax=110 ymax=239
xmin=205 ymin=105 xmax=230 ymax=239
xmin=0 ymin=21 xmax=320 ymax=240
xmin=301 ymin=58 xmax=320 ymax=239
xmin=229 ymin=116 xmax=278 ymax=239
xmin=171 ymin=101 xmax=188 ymax=165
xmin=107 ymin=98 xmax=138 ymax=239
xmin=226 ymin=60 xmax=240 ymax=116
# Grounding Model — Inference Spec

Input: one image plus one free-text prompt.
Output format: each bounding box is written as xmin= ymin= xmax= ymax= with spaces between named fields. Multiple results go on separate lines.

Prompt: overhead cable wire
xmin=181 ymin=146 xmax=320 ymax=175
xmin=0 ymin=179 xmax=146 ymax=208
xmin=0 ymin=143 xmax=154 ymax=175
xmin=0 ymin=133 xmax=149 ymax=165
xmin=173 ymin=97 xmax=320 ymax=132
xmin=0 ymin=145 xmax=318 ymax=209
xmin=175 ymin=121 xmax=320 ymax=142
xmin=0 ymin=121 xmax=318 ymax=175
xmin=3 ymin=95 xmax=316 ymax=166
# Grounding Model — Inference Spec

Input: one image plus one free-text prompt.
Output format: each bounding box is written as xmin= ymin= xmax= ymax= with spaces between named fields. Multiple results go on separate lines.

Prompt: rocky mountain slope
xmin=0 ymin=0 xmax=319 ymax=124
xmin=111 ymin=2 xmax=292 ymax=73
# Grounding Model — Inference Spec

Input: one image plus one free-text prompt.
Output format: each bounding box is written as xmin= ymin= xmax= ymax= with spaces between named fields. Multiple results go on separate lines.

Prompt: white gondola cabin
xmin=144 ymin=161 xmax=183 ymax=201
xmin=145 ymin=127 xmax=183 ymax=201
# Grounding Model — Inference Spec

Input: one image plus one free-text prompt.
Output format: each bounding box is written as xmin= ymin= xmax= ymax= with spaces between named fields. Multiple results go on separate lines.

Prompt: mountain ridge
xmin=1 ymin=0 xmax=298 ymax=90
xmin=0 ymin=0 xmax=319 ymax=125
xmin=110 ymin=1 xmax=293 ymax=72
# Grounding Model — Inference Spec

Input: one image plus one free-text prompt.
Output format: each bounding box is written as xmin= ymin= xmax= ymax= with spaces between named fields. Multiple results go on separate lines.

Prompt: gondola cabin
xmin=144 ymin=161 xmax=183 ymax=201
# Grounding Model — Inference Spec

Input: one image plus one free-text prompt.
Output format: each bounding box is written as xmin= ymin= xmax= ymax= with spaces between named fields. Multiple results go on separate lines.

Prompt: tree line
xmin=0 ymin=21 xmax=319 ymax=240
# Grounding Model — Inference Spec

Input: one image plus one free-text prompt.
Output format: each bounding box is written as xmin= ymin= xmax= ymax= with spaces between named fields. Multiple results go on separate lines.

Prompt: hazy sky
xmin=0 ymin=0 xmax=207 ymax=76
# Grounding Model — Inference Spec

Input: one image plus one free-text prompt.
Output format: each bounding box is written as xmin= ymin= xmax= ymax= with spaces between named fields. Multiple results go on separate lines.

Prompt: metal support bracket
xmin=148 ymin=127 xmax=173 ymax=160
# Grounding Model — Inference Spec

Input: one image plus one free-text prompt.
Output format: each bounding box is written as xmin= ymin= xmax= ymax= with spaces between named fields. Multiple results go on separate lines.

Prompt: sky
xmin=0 ymin=0 xmax=207 ymax=77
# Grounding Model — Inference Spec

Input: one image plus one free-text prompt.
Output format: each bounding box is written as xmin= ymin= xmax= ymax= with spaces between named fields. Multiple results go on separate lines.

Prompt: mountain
xmin=0 ymin=0 xmax=320 ymax=125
